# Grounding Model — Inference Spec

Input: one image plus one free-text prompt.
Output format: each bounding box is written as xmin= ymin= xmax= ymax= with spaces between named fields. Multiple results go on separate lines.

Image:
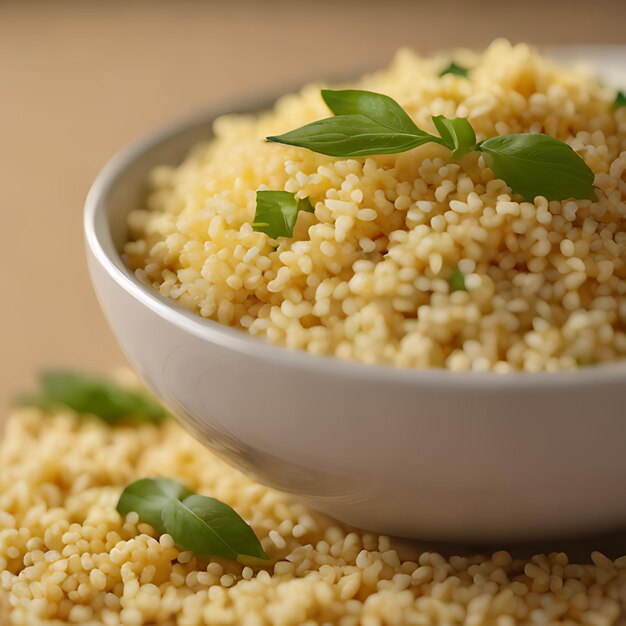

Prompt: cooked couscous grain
xmin=1 ymin=376 xmax=625 ymax=625
xmin=125 ymin=40 xmax=626 ymax=372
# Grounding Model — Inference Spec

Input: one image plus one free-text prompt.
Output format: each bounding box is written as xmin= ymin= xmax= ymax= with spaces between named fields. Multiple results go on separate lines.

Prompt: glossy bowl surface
xmin=84 ymin=66 xmax=626 ymax=541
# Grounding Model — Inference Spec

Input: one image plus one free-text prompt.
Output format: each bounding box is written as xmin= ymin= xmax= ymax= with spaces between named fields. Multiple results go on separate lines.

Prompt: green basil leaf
xmin=267 ymin=114 xmax=436 ymax=157
xmin=253 ymin=190 xmax=313 ymax=238
xmin=162 ymin=494 xmax=267 ymax=561
xmin=615 ymin=90 xmax=626 ymax=109
xmin=18 ymin=371 xmax=167 ymax=425
xmin=449 ymin=268 xmax=467 ymax=292
xmin=432 ymin=116 xmax=476 ymax=158
xmin=116 ymin=478 xmax=194 ymax=534
xmin=116 ymin=479 xmax=267 ymax=562
xmin=321 ymin=89 xmax=422 ymax=135
xmin=478 ymin=134 xmax=596 ymax=201
xmin=439 ymin=62 xmax=469 ymax=78
xmin=268 ymin=90 xmax=441 ymax=158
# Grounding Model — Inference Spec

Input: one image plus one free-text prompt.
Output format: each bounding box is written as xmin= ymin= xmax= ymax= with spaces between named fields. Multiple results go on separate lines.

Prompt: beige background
xmin=1 ymin=0 xmax=626 ymax=409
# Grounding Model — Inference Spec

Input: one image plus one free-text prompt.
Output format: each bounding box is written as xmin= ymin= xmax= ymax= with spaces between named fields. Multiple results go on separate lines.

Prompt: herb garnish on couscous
xmin=117 ymin=478 xmax=267 ymax=562
xmin=439 ymin=61 xmax=469 ymax=78
xmin=267 ymin=89 xmax=596 ymax=201
xmin=252 ymin=190 xmax=314 ymax=238
xmin=19 ymin=370 xmax=167 ymax=425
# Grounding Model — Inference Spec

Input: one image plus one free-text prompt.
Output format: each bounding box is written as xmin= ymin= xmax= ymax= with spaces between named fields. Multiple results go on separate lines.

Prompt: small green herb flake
xmin=253 ymin=190 xmax=313 ymax=238
xmin=439 ymin=62 xmax=469 ymax=78
xmin=449 ymin=268 xmax=466 ymax=292
xmin=116 ymin=477 xmax=267 ymax=562
xmin=432 ymin=115 xmax=476 ymax=158
xmin=614 ymin=90 xmax=626 ymax=109
xmin=478 ymin=134 xmax=596 ymax=202
xmin=18 ymin=371 xmax=167 ymax=425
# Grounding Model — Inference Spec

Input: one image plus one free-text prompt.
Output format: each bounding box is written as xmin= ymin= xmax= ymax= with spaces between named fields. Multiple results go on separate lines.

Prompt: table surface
xmin=1 ymin=0 xmax=626 ymax=409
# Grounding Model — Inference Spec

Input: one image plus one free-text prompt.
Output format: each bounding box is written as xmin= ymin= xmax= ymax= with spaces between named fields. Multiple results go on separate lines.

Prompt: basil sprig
xmin=266 ymin=89 xmax=597 ymax=202
xmin=615 ymin=90 xmax=626 ymax=109
xmin=432 ymin=115 xmax=476 ymax=158
xmin=439 ymin=61 xmax=469 ymax=78
xmin=449 ymin=268 xmax=467 ymax=292
xmin=18 ymin=371 xmax=167 ymax=425
xmin=117 ymin=477 xmax=267 ymax=562
xmin=253 ymin=190 xmax=313 ymax=238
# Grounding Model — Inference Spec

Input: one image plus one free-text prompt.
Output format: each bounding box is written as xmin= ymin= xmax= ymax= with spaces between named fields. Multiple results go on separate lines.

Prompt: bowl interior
xmin=95 ymin=117 xmax=215 ymax=255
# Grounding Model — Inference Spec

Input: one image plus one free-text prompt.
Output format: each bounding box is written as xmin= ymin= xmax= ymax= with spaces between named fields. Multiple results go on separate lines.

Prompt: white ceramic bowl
xmin=84 ymin=93 xmax=626 ymax=543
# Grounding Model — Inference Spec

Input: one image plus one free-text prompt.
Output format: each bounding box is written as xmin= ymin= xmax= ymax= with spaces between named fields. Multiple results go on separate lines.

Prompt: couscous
xmin=125 ymin=40 xmax=626 ymax=372
xmin=1 ymin=371 xmax=625 ymax=625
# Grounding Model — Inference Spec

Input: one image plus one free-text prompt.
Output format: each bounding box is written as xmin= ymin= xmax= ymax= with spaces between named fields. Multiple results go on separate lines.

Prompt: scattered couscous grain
xmin=125 ymin=40 xmax=626 ymax=372
xmin=1 ymin=377 xmax=625 ymax=625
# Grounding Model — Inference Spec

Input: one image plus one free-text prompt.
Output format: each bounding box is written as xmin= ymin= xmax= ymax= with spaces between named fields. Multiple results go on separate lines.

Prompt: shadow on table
xmin=390 ymin=527 xmax=626 ymax=562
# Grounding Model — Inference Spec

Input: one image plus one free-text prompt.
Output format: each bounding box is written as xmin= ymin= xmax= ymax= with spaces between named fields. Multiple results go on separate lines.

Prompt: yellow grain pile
xmin=1 ymin=402 xmax=625 ymax=625
xmin=126 ymin=40 xmax=626 ymax=372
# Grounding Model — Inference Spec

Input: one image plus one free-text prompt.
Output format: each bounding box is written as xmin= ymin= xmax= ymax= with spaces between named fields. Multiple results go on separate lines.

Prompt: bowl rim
xmin=84 ymin=96 xmax=626 ymax=390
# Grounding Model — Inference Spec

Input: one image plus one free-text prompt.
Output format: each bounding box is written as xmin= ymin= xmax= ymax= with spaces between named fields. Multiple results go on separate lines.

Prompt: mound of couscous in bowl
xmin=124 ymin=40 xmax=626 ymax=372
